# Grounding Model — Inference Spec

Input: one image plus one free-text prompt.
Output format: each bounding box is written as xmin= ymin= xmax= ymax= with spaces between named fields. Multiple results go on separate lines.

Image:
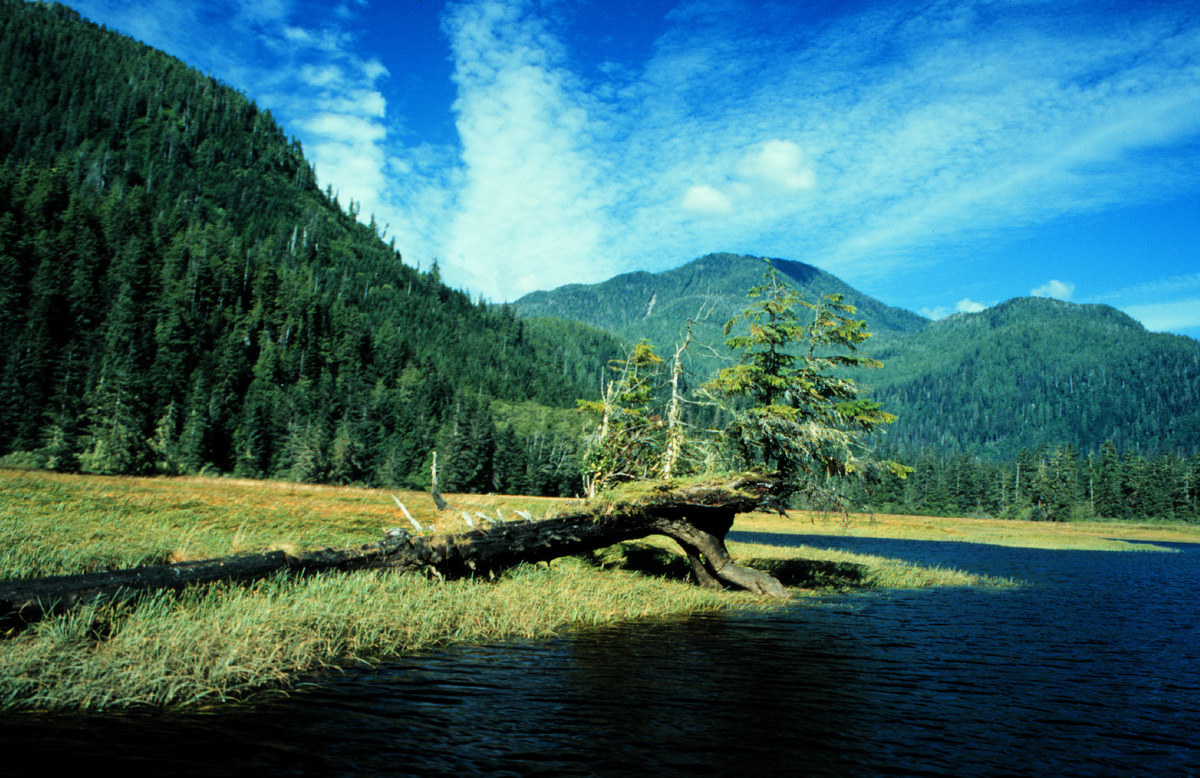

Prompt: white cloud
xmin=438 ymin=0 xmax=613 ymax=297
xmin=681 ymin=185 xmax=733 ymax=214
xmin=299 ymin=64 xmax=343 ymax=87
xmin=920 ymin=297 xmax=990 ymax=320
xmin=736 ymin=140 xmax=816 ymax=194
xmin=675 ymin=140 xmax=814 ymax=220
xmin=1121 ymin=300 xmax=1200 ymax=333
xmin=1030 ymin=280 xmax=1076 ymax=300
xmin=282 ymin=26 xmax=313 ymax=44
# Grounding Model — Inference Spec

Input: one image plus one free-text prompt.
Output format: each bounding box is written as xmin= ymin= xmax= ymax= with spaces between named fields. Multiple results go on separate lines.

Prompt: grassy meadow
xmin=0 ymin=468 xmax=1106 ymax=713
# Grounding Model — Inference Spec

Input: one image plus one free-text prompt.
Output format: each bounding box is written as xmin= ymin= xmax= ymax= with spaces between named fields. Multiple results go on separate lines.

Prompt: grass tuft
xmin=2 ymin=469 xmax=1021 ymax=712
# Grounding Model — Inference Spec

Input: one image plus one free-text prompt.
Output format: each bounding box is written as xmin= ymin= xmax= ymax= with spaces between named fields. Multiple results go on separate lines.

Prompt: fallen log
xmin=0 ymin=473 xmax=788 ymax=627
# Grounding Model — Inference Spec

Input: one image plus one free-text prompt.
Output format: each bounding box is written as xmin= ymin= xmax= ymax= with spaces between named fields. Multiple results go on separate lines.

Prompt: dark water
xmin=5 ymin=535 xmax=1199 ymax=776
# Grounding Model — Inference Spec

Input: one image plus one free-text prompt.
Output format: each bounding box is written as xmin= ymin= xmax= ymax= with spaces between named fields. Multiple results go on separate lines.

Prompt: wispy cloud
xmin=1096 ymin=273 xmax=1200 ymax=303
xmin=431 ymin=0 xmax=1200 ymax=299
xmin=438 ymin=0 xmax=614 ymax=295
xmin=1091 ymin=272 xmax=1200 ymax=336
xmin=1121 ymin=300 xmax=1200 ymax=334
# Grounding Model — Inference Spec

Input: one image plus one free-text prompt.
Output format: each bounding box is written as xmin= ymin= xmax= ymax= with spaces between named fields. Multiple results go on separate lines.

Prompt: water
xmin=4 ymin=535 xmax=1199 ymax=776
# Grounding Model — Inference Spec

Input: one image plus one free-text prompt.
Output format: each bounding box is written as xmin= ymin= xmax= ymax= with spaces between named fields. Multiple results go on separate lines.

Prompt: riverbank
xmin=734 ymin=508 xmax=1200 ymax=551
xmin=1 ymin=469 xmax=1011 ymax=712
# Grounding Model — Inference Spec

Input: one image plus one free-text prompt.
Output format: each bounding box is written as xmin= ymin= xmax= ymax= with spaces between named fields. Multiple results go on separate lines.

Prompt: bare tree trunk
xmin=430 ymin=451 xmax=449 ymax=511
xmin=0 ymin=474 xmax=789 ymax=627
xmin=662 ymin=336 xmax=687 ymax=480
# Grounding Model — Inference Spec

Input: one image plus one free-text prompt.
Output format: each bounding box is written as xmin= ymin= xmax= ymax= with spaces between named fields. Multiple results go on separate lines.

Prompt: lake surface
xmin=5 ymin=533 xmax=1199 ymax=776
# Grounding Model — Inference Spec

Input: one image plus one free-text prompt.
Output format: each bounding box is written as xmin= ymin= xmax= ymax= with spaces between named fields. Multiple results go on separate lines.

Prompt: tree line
xmin=851 ymin=442 xmax=1200 ymax=523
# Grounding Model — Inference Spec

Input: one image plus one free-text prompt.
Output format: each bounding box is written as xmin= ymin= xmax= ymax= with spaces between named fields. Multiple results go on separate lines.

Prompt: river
xmin=4 ymin=533 xmax=1198 ymax=776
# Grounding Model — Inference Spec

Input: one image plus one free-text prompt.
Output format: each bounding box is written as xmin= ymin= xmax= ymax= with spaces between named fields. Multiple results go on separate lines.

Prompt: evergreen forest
xmin=0 ymin=0 xmax=623 ymax=495
xmin=851 ymin=443 xmax=1200 ymax=523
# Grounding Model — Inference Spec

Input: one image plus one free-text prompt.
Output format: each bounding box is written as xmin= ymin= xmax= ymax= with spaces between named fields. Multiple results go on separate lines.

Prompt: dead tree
xmin=0 ymin=473 xmax=788 ymax=627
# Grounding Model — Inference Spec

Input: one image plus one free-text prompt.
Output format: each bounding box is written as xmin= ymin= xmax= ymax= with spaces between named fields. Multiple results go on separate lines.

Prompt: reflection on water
xmin=4 ymin=536 xmax=1198 ymax=776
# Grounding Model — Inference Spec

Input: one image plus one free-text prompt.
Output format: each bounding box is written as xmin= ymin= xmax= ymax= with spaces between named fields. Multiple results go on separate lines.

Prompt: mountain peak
xmin=515 ymin=252 xmax=927 ymax=347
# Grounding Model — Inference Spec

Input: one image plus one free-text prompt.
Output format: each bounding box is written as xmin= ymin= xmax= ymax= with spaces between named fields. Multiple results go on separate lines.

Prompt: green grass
xmin=0 ymin=469 xmax=1017 ymax=712
xmin=739 ymin=542 xmax=1017 ymax=589
xmin=0 ymin=561 xmax=739 ymax=711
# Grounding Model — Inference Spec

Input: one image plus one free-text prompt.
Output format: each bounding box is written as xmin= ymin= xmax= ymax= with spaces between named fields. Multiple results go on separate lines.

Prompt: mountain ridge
xmin=516 ymin=252 xmax=928 ymax=357
xmin=517 ymin=254 xmax=1200 ymax=458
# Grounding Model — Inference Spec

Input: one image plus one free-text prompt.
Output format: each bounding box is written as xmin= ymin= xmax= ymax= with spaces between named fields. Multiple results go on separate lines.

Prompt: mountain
xmin=865 ymin=296 xmax=1200 ymax=458
xmin=0 ymin=0 xmax=622 ymax=493
xmin=515 ymin=252 xmax=927 ymax=358
xmin=517 ymin=254 xmax=1200 ymax=459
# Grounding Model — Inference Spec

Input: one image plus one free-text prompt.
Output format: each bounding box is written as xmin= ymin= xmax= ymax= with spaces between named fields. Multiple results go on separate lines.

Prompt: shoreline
xmin=733 ymin=508 xmax=1200 ymax=552
xmin=1 ymin=469 xmax=1146 ymax=712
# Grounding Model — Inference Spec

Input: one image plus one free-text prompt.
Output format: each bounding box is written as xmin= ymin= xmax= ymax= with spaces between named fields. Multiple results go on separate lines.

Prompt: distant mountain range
xmin=516 ymin=254 xmax=1200 ymax=459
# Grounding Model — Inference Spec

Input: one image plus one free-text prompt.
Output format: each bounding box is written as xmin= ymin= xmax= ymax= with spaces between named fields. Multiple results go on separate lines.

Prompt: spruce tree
xmin=706 ymin=263 xmax=909 ymax=505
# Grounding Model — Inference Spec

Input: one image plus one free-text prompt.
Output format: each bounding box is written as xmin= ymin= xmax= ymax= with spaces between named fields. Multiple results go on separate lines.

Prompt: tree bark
xmin=0 ymin=473 xmax=789 ymax=627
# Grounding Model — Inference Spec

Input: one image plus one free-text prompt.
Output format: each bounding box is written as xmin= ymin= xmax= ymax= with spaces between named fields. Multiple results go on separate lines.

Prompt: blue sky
xmin=63 ymin=0 xmax=1200 ymax=337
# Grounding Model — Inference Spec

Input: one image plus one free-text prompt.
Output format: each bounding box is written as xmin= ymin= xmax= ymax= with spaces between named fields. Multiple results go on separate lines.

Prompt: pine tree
xmin=1095 ymin=440 xmax=1122 ymax=518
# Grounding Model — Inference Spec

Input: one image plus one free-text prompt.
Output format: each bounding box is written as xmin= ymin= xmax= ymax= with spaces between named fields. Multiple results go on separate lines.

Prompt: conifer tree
xmin=706 ymin=263 xmax=909 ymax=505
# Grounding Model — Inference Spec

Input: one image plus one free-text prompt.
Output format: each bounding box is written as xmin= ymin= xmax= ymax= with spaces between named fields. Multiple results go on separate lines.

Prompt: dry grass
xmin=733 ymin=509 xmax=1200 ymax=552
xmin=0 ymin=469 xmax=1020 ymax=712
xmin=0 ymin=468 xmax=578 ymax=579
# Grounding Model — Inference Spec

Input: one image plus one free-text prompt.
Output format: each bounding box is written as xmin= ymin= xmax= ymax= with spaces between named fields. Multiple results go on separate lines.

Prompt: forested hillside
xmin=855 ymin=297 xmax=1200 ymax=521
xmin=0 ymin=0 xmax=621 ymax=493
xmin=515 ymin=252 xmax=927 ymax=363
xmin=518 ymin=251 xmax=1200 ymax=520
xmin=865 ymin=297 xmax=1200 ymax=458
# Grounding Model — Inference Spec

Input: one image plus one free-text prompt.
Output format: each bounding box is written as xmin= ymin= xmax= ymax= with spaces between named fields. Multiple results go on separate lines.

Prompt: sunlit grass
xmin=0 ymin=560 xmax=739 ymax=712
xmin=1 ymin=469 xmax=1019 ymax=711
xmin=733 ymin=509 xmax=1200 ymax=553
xmin=0 ymin=469 xmax=578 ymax=581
